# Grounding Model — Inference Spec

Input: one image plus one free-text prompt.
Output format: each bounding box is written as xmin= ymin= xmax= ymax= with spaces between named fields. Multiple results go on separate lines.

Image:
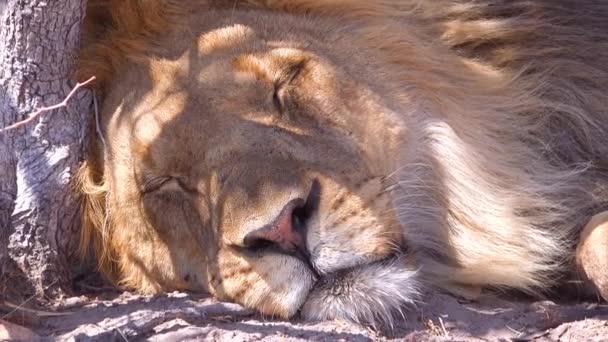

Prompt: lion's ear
xmin=76 ymin=0 xmax=191 ymax=94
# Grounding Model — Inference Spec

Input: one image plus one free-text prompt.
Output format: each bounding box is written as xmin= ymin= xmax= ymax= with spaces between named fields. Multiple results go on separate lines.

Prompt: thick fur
xmin=77 ymin=0 xmax=608 ymax=327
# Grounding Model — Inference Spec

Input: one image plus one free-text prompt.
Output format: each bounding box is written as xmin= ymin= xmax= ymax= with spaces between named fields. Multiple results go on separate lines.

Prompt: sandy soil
xmin=1 ymin=290 xmax=607 ymax=341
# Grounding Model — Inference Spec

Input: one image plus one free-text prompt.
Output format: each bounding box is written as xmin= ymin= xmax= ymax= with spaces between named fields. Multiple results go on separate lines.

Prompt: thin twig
xmin=438 ymin=316 xmax=449 ymax=337
xmin=230 ymin=0 xmax=239 ymax=22
xmin=76 ymin=282 xmax=123 ymax=293
xmin=1 ymin=295 xmax=36 ymax=320
xmin=114 ymin=327 xmax=130 ymax=342
xmin=506 ymin=324 xmax=524 ymax=337
xmin=93 ymin=89 xmax=107 ymax=148
xmin=1 ymin=280 xmax=58 ymax=320
xmin=0 ymin=76 xmax=96 ymax=133
xmin=2 ymin=301 xmax=72 ymax=317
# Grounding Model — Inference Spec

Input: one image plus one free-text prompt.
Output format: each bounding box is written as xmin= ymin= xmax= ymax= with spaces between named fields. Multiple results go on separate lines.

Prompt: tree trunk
xmin=0 ymin=0 xmax=89 ymax=298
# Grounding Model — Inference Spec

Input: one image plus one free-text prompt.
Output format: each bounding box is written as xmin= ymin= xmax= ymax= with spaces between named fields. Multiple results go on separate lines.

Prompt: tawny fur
xmin=77 ymin=0 xmax=608 ymax=327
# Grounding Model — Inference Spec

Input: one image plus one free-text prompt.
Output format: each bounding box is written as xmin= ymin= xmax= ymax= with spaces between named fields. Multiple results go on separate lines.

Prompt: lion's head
xmin=78 ymin=0 xmax=608 ymax=328
xmin=80 ymin=3 xmax=421 ymax=326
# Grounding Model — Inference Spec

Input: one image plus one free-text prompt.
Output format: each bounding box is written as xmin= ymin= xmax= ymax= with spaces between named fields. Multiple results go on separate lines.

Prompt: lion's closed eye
xmin=141 ymin=177 xmax=204 ymax=235
xmin=141 ymin=176 xmax=173 ymax=193
xmin=141 ymin=177 xmax=195 ymax=194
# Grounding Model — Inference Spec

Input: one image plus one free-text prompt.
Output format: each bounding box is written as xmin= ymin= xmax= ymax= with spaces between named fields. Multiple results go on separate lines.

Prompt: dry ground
xmin=1 ymin=289 xmax=607 ymax=341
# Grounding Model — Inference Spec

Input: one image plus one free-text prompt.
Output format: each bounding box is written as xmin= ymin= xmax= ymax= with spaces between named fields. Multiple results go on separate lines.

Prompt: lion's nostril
xmin=292 ymin=203 xmax=310 ymax=231
xmin=292 ymin=179 xmax=320 ymax=230
xmin=243 ymin=198 xmax=308 ymax=255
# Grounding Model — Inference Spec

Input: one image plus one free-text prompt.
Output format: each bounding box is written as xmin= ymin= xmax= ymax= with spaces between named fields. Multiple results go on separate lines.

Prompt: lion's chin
xmin=299 ymin=257 xmax=420 ymax=329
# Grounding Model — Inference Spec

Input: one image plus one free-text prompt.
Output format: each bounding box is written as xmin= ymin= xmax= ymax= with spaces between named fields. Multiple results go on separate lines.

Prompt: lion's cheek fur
xmin=99 ymin=166 xmax=210 ymax=293
xmin=107 ymin=208 xmax=209 ymax=293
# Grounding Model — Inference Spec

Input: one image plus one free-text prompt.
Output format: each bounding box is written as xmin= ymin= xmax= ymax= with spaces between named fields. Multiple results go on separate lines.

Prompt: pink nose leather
xmin=243 ymin=200 xmax=306 ymax=254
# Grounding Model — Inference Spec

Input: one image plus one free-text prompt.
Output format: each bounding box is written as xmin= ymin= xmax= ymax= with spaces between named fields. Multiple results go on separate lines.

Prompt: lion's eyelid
xmin=142 ymin=176 xmax=201 ymax=195
xmin=141 ymin=176 xmax=173 ymax=193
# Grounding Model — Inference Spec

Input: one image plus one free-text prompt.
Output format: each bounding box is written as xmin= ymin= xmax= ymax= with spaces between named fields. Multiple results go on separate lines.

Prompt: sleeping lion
xmin=77 ymin=0 xmax=608 ymax=327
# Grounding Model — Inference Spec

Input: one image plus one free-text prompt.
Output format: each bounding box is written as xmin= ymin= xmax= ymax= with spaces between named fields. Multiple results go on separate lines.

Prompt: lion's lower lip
xmin=306 ymin=254 xmax=399 ymax=295
xmin=298 ymin=255 xmax=419 ymax=327
xmin=311 ymin=253 xmax=399 ymax=278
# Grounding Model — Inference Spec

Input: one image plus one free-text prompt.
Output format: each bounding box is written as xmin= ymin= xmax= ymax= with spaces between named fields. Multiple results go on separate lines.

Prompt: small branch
xmin=506 ymin=324 xmax=523 ymax=337
xmin=1 ymin=280 xmax=59 ymax=320
xmin=114 ymin=327 xmax=130 ymax=342
xmin=1 ymin=294 xmax=36 ymax=320
xmin=93 ymin=89 xmax=107 ymax=148
xmin=2 ymin=301 xmax=72 ymax=317
xmin=0 ymin=76 xmax=96 ymax=133
xmin=438 ymin=316 xmax=449 ymax=338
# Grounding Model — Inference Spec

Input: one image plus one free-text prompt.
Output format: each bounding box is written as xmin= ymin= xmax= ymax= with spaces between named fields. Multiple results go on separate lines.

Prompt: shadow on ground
xmin=4 ymin=290 xmax=608 ymax=341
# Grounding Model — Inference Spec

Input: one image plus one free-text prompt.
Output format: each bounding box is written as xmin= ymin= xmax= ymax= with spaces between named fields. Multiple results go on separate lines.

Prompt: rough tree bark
xmin=0 ymin=0 xmax=89 ymax=298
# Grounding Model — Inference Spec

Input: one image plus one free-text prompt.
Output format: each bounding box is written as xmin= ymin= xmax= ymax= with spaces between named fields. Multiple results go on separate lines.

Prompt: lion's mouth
xmin=312 ymin=254 xmax=398 ymax=287
xmin=299 ymin=255 xmax=420 ymax=329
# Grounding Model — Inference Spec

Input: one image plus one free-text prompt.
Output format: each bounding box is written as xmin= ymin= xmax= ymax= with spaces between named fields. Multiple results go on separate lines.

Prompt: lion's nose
xmin=243 ymin=198 xmax=309 ymax=257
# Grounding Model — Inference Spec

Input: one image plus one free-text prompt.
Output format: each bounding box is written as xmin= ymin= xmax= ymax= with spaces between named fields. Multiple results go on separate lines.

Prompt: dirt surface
xmin=2 ymin=291 xmax=607 ymax=341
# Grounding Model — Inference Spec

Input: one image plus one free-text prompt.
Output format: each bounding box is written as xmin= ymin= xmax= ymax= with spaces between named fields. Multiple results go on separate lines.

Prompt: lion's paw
xmin=576 ymin=211 xmax=608 ymax=301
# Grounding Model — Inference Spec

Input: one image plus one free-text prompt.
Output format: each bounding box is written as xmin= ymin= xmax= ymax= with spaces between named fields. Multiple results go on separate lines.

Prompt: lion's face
xmin=97 ymin=12 xmax=417 ymax=325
